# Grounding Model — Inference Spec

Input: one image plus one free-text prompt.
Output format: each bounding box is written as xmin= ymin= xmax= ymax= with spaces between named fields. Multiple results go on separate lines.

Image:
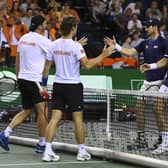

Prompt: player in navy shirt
xmin=140 ymin=41 xmax=168 ymax=155
xmin=104 ymin=19 xmax=168 ymax=154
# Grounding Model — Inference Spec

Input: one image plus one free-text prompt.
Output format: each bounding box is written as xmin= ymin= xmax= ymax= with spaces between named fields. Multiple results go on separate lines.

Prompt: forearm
xmin=15 ymin=53 xmax=20 ymax=78
xmin=84 ymin=54 xmax=104 ymax=69
xmin=42 ymin=60 xmax=52 ymax=86
xmin=115 ymin=43 xmax=137 ymax=57
xmin=148 ymin=58 xmax=168 ymax=70
xmin=157 ymin=58 xmax=168 ymax=68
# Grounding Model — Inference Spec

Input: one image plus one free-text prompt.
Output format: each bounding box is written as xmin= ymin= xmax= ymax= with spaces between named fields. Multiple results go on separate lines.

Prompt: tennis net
xmin=0 ymin=87 xmax=168 ymax=167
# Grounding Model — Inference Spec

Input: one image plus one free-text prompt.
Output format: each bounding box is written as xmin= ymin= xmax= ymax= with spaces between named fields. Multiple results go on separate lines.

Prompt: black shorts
xmin=52 ymin=82 xmax=84 ymax=113
xmin=18 ymin=79 xmax=44 ymax=109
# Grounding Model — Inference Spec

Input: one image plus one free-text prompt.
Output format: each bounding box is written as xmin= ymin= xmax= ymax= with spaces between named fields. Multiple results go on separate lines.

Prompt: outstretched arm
xmin=80 ymin=45 xmax=115 ymax=69
xmin=104 ymin=36 xmax=137 ymax=57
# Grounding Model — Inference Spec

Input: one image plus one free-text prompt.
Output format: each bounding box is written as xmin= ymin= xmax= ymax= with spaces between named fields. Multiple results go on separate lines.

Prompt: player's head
xmin=145 ymin=19 xmax=160 ymax=36
xmin=29 ymin=15 xmax=46 ymax=32
xmin=60 ymin=17 xmax=77 ymax=37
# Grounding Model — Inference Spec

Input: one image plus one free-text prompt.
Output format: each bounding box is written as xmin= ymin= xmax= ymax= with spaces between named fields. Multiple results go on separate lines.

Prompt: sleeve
xmin=163 ymin=39 xmax=168 ymax=58
xmin=135 ymin=40 xmax=145 ymax=53
xmin=74 ymin=42 xmax=86 ymax=60
xmin=39 ymin=37 xmax=54 ymax=61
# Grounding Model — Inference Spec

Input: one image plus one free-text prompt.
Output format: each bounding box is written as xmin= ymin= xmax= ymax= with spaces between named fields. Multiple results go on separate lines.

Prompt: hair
xmin=60 ymin=17 xmax=77 ymax=36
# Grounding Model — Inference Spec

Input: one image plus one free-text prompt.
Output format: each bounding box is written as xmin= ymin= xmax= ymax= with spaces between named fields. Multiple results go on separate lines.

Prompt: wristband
xmin=150 ymin=63 xmax=157 ymax=70
xmin=115 ymin=43 xmax=122 ymax=52
xmin=42 ymin=77 xmax=48 ymax=86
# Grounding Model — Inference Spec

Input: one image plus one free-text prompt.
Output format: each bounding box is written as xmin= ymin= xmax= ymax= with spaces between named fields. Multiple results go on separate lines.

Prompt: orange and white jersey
xmin=48 ymin=38 xmax=86 ymax=84
xmin=0 ymin=27 xmax=9 ymax=47
xmin=18 ymin=32 xmax=53 ymax=82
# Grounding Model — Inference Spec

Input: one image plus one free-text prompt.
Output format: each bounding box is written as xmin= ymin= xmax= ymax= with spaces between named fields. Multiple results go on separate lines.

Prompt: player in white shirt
xmin=41 ymin=16 xmax=114 ymax=162
xmin=0 ymin=15 xmax=52 ymax=153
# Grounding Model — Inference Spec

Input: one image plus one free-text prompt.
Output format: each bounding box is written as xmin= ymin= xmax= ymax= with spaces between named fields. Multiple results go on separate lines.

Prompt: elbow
xmin=84 ymin=65 xmax=92 ymax=70
xmin=83 ymin=63 xmax=92 ymax=70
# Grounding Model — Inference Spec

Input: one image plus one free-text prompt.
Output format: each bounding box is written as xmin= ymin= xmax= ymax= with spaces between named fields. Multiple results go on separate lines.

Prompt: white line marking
xmin=0 ymin=161 xmax=108 ymax=167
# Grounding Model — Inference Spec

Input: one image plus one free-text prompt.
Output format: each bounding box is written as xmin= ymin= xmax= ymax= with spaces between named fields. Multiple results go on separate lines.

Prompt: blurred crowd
xmin=0 ymin=0 xmax=168 ymax=67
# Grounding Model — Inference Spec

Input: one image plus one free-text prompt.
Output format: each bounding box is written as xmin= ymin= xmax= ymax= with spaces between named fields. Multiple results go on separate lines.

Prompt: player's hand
xmin=102 ymin=45 xmax=116 ymax=58
xmin=104 ymin=36 xmax=116 ymax=47
xmin=77 ymin=36 xmax=88 ymax=46
xmin=41 ymin=86 xmax=49 ymax=100
xmin=140 ymin=63 xmax=150 ymax=73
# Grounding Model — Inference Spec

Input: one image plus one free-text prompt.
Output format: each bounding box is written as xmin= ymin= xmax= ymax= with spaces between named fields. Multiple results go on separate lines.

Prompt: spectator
xmin=127 ymin=13 xmax=143 ymax=35
xmin=60 ymin=2 xmax=80 ymax=23
xmin=91 ymin=0 xmax=107 ymax=23
xmin=131 ymin=30 xmax=144 ymax=61
xmin=114 ymin=7 xmax=132 ymax=37
xmin=21 ymin=8 xmax=33 ymax=28
xmin=145 ymin=0 xmax=162 ymax=21
xmin=124 ymin=1 xmax=142 ymax=16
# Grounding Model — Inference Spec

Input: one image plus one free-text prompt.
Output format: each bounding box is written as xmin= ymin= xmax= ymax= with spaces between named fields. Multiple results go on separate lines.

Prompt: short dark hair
xmin=60 ymin=17 xmax=77 ymax=36
xmin=29 ymin=15 xmax=45 ymax=31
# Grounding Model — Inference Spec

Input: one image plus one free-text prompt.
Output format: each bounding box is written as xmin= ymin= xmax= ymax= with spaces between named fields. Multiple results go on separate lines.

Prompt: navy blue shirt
xmin=162 ymin=49 xmax=168 ymax=87
xmin=135 ymin=36 xmax=168 ymax=81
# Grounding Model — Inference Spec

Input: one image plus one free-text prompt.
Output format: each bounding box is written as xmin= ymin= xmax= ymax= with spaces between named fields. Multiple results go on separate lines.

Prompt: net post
xmin=106 ymin=90 xmax=111 ymax=140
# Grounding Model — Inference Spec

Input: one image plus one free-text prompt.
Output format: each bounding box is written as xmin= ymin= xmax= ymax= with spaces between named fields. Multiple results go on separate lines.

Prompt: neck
xmin=62 ymin=34 xmax=73 ymax=39
xmin=35 ymin=28 xmax=43 ymax=34
xmin=150 ymin=32 xmax=159 ymax=40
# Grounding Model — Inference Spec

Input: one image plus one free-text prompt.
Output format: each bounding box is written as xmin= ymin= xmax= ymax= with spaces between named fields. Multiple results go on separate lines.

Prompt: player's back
xmin=18 ymin=32 xmax=51 ymax=82
xmin=52 ymin=38 xmax=86 ymax=84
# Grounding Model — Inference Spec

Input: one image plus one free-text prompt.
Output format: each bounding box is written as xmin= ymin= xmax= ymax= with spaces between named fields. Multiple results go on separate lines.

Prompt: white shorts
xmin=138 ymin=80 xmax=163 ymax=101
xmin=140 ymin=80 xmax=162 ymax=91
xmin=159 ymin=85 xmax=168 ymax=93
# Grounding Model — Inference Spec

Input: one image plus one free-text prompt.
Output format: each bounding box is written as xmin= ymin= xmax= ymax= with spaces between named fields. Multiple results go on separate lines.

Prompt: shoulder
xmin=19 ymin=32 xmax=30 ymax=41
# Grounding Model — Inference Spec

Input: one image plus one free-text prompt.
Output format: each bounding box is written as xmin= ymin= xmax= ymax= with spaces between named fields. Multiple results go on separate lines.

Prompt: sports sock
xmin=38 ymin=137 xmax=46 ymax=146
xmin=78 ymin=144 xmax=87 ymax=154
xmin=45 ymin=143 xmax=54 ymax=154
xmin=4 ymin=127 xmax=12 ymax=137
xmin=161 ymin=132 xmax=168 ymax=145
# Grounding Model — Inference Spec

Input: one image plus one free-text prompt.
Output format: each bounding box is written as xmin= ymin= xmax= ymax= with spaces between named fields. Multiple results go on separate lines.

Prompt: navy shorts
xmin=52 ymin=82 xmax=84 ymax=113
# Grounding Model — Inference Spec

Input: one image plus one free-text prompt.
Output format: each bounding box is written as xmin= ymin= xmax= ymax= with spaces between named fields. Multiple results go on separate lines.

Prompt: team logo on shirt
xmin=145 ymin=45 xmax=148 ymax=48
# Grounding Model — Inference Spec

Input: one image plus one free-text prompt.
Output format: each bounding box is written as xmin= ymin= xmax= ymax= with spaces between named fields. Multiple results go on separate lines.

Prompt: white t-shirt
xmin=47 ymin=38 xmax=86 ymax=84
xmin=18 ymin=32 xmax=53 ymax=82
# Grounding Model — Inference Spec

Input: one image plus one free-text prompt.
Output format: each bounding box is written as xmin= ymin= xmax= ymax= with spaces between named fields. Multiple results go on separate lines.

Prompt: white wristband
xmin=115 ymin=43 xmax=122 ymax=52
xmin=150 ymin=63 xmax=157 ymax=69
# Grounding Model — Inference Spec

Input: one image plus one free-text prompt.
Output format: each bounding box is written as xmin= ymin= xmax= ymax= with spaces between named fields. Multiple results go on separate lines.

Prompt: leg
xmin=73 ymin=111 xmax=84 ymax=144
xmin=8 ymin=109 xmax=32 ymax=129
xmin=42 ymin=109 xmax=62 ymax=162
xmin=73 ymin=111 xmax=91 ymax=161
xmin=136 ymin=99 xmax=145 ymax=132
xmin=35 ymin=102 xmax=48 ymax=138
xmin=152 ymin=85 xmax=168 ymax=154
xmin=35 ymin=102 xmax=49 ymax=153
xmin=0 ymin=108 xmax=32 ymax=151
xmin=45 ymin=109 xmax=62 ymax=142
xmin=154 ymin=97 xmax=167 ymax=133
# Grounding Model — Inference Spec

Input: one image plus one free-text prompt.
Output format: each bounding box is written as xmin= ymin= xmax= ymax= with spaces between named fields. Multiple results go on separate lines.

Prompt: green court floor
xmin=0 ymin=144 xmax=144 ymax=168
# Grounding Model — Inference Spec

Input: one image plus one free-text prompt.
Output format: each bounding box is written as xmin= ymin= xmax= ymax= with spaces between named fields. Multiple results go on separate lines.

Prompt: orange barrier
xmin=102 ymin=57 xmax=137 ymax=68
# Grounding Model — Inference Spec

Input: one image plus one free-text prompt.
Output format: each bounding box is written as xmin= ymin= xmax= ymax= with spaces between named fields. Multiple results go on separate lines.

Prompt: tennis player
xmin=104 ymin=19 xmax=168 ymax=153
xmin=41 ymin=16 xmax=114 ymax=162
xmin=0 ymin=15 xmax=52 ymax=153
xmin=140 ymin=51 xmax=168 ymax=154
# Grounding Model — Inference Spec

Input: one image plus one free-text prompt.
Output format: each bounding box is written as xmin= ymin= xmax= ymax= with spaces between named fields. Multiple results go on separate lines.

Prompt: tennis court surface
xmin=0 ymin=144 xmax=144 ymax=168
xmin=1 ymin=86 xmax=168 ymax=168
